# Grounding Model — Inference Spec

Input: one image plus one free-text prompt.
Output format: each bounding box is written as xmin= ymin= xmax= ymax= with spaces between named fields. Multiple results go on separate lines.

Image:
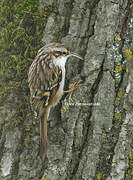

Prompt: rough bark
xmin=0 ymin=0 xmax=133 ymax=180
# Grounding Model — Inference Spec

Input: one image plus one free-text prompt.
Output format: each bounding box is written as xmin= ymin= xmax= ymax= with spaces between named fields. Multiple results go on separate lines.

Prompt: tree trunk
xmin=0 ymin=0 xmax=133 ymax=179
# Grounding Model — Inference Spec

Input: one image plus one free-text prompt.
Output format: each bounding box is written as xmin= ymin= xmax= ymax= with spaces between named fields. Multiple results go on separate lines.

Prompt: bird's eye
xmin=63 ymin=50 xmax=69 ymax=55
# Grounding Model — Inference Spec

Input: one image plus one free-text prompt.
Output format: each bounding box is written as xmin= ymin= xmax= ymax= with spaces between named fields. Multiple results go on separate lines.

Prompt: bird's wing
xmin=28 ymin=56 xmax=62 ymax=110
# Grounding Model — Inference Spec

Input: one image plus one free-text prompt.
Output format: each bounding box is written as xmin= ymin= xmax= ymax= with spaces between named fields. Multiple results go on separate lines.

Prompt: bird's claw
xmin=64 ymin=80 xmax=82 ymax=102
xmin=69 ymin=80 xmax=81 ymax=92
xmin=64 ymin=80 xmax=82 ymax=93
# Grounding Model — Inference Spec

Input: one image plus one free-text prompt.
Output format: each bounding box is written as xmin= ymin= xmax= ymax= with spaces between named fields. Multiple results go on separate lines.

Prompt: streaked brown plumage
xmin=28 ymin=43 xmax=82 ymax=159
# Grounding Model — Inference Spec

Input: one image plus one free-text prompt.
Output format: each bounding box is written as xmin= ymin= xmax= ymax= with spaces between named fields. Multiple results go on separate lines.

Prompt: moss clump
xmin=127 ymin=149 xmax=133 ymax=177
xmin=0 ymin=0 xmax=52 ymax=96
xmin=41 ymin=176 xmax=47 ymax=180
xmin=96 ymin=172 xmax=104 ymax=180
xmin=123 ymin=48 xmax=133 ymax=61
xmin=114 ymin=111 xmax=125 ymax=121
xmin=114 ymin=64 xmax=123 ymax=73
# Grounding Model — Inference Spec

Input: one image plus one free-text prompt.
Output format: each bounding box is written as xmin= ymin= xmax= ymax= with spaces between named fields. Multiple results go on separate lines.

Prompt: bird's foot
xmin=64 ymin=80 xmax=82 ymax=93
xmin=61 ymin=80 xmax=82 ymax=112
xmin=64 ymin=80 xmax=82 ymax=102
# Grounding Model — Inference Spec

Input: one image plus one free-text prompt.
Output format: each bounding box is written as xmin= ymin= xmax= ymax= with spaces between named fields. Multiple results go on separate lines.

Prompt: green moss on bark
xmin=0 ymin=0 xmax=51 ymax=97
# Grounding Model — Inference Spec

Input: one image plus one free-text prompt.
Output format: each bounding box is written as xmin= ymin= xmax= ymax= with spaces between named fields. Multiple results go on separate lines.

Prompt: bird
xmin=28 ymin=43 xmax=83 ymax=159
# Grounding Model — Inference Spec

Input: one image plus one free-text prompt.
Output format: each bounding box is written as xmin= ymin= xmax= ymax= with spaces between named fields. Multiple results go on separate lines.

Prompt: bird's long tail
xmin=39 ymin=106 xmax=50 ymax=159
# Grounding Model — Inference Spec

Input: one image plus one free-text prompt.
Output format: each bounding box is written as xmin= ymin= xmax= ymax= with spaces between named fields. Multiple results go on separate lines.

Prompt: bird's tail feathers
xmin=39 ymin=106 xmax=50 ymax=160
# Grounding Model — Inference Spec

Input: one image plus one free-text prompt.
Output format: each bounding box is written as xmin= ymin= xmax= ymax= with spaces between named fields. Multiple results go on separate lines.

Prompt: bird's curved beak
xmin=68 ymin=52 xmax=83 ymax=60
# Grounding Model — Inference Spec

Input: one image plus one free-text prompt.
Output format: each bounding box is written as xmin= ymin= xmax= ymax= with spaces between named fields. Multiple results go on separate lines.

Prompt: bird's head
xmin=38 ymin=43 xmax=83 ymax=61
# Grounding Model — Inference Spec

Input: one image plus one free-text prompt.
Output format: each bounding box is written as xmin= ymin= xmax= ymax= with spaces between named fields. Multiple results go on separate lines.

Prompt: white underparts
xmin=52 ymin=56 xmax=68 ymax=106
xmin=53 ymin=56 xmax=67 ymax=68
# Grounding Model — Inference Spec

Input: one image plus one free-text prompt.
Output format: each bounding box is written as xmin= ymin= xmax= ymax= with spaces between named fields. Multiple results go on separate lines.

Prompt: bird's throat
xmin=53 ymin=56 xmax=67 ymax=69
